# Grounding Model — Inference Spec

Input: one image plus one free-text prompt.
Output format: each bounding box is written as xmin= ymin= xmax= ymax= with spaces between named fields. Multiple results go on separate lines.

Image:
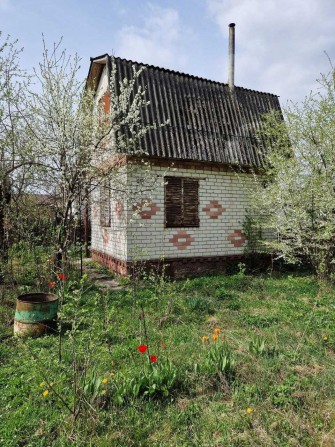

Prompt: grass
xmin=1 ymin=268 xmax=335 ymax=446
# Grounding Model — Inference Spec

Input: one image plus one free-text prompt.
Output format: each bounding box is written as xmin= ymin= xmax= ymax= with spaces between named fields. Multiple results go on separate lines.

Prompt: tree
xmin=248 ymin=68 xmax=335 ymax=280
xmin=0 ymin=33 xmax=34 ymax=278
xmin=27 ymin=40 xmax=156 ymax=267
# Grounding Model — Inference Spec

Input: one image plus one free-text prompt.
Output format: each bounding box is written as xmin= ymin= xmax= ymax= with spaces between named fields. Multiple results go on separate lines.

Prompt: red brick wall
xmin=91 ymin=249 xmax=267 ymax=278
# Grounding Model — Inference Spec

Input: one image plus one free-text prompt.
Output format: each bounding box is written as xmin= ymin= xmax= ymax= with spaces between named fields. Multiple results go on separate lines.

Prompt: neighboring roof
xmin=89 ymin=55 xmax=282 ymax=168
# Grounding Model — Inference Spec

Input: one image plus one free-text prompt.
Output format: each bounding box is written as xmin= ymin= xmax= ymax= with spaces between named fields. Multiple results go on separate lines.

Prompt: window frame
xmin=164 ymin=176 xmax=200 ymax=228
xmin=99 ymin=182 xmax=111 ymax=227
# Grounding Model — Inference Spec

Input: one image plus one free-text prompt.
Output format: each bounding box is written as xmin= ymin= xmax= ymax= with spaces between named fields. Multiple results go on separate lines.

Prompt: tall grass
xmin=1 ymin=268 xmax=335 ymax=446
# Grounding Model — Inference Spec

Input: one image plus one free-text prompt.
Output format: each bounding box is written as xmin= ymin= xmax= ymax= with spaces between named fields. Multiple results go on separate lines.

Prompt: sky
xmin=1 ymin=0 xmax=335 ymax=107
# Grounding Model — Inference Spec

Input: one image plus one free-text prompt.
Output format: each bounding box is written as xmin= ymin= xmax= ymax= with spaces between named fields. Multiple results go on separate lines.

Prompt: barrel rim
xmin=17 ymin=292 xmax=59 ymax=304
xmin=14 ymin=318 xmax=50 ymax=325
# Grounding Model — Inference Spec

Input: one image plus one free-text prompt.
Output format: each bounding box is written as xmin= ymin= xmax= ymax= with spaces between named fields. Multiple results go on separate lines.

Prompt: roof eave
xmin=86 ymin=54 xmax=109 ymax=92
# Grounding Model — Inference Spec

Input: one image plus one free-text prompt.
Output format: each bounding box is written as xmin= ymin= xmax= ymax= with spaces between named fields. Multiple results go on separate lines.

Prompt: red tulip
xmin=49 ymin=281 xmax=55 ymax=289
xmin=58 ymin=273 xmax=66 ymax=281
xmin=138 ymin=344 xmax=148 ymax=353
xmin=150 ymin=355 xmax=158 ymax=363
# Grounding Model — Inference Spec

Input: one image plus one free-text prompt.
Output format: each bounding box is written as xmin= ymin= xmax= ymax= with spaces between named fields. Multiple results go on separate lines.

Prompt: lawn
xmin=1 ymin=268 xmax=335 ymax=446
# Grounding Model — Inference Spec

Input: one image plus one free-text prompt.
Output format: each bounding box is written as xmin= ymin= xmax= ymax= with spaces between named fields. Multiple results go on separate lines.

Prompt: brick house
xmin=86 ymin=35 xmax=281 ymax=276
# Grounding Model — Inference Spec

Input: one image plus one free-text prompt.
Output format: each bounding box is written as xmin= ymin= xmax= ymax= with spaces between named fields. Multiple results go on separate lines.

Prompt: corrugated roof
xmin=104 ymin=56 xmax=282 ymax=168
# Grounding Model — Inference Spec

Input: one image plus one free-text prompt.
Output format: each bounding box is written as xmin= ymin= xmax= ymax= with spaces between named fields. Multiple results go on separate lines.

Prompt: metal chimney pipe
xmin=228 ymin=23 xmax=235 ymax=92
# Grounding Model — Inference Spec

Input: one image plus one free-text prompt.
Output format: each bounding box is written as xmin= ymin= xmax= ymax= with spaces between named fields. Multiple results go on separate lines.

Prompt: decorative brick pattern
xmin=102 ymin=228 xmax=110 ymax=245
xmin=227 ymin=229 xmax=246 ymax=248
xmin=90 ymin=70 xmax=264 ymax=277
xmin=125 ymin=164 xmax=253 ymax=261
xmin=91 ymin=156 xmax=259 ymax=272
xmin=115 ymin=200 xmax=124 ymax=219
xmin=133 ymin=199 xmax=161 ymax=219
xmin=202 ymin=200 xmax=226 ymax=219
xmin=169 ymin=231 xmax=194 ymax=250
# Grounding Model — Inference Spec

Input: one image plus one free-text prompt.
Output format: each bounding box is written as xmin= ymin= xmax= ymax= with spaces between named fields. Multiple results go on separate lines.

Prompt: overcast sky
xmin=1 ymin=0 xmax=334 ymax=107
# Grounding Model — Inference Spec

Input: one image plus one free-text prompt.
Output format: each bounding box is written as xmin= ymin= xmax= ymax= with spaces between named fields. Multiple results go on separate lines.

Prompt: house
xmin=86 ymin=25 xmax=282 ymax=277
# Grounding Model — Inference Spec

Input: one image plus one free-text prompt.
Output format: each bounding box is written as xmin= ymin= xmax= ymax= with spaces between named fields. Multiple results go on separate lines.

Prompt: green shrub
xmin=205 ymin=342 xmax=235 ymax=379
xmin=113 ymin=360 xmax=178 ymax=404
xmin=227 ymin=300 xmax=241 ymax=311
xmin=185 ymin=295 xmax=214 ymax=314
xmin=240 ymin=314 xmax=278 ymax=328
xmin=214 ymin=287 xmax=235 ymax=300
xmin=248 ymin=335 xmax=266 ymax=356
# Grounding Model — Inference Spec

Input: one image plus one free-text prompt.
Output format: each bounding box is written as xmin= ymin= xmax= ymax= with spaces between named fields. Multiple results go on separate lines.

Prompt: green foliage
xmin=240 ymin=313 xmax=278 ymax=328
xmin=0 ymin=33 xmax=34 ymax=267
xmin=247 ymin=69 xmax=335 ymax=280
xmin=1 ymin=270 xmax=335 ymax=446
xmin=214 ymin=286 xmax=235 ymax=300
xmin=9 ymin=195 xmax=55 ymax=248
xmin=226 ymin=299 xmax=241 ymax=311
xmin=270 ymin=376 xmax=298 ymax=408
xmin=83 ymin=372 xmax=108 ymax=404
xmin=243 ymin=215 xmax=263 ymax=254
xmin=185 ymin=295 xmax=214 ymax=314
xmin=204 ymin=342 xmax=235 ymax=379
xmin=248 ymin=335 xmax=266 ymax=356
xmin=114 ymin=360 xmax=178 ymax=404
xmin=4 ymin=242 xmax=52 ymax=288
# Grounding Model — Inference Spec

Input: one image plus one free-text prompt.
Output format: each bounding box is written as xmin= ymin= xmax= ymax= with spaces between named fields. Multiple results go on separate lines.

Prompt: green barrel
xmin=14 ymin=293 xmax=59 ymax=337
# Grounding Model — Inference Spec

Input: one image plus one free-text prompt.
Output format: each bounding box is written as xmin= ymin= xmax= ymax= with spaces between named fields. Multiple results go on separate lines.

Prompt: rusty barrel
xmin=14 ymin=293 xmax=59 ymax=337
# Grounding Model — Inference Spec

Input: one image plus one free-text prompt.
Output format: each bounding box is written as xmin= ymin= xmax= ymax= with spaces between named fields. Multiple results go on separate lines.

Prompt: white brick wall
xmin=90 ymin=162 xmax=255 ymax=262
xmin=126 ymin=164 xmax=253 ymax=261
xmin=91 ymin=183 xmax=128 ymax=261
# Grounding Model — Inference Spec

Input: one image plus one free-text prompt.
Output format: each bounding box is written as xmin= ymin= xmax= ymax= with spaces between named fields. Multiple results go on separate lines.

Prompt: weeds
xmin=204 ymin=341 xmax=235 ymax=381
xmin=249 ymin=335 xmax=266 ymax=356
xmin=1 ymin=267 xmax=335 ymax=446
xmin=114 ymin=359 xmax=178 ymax=404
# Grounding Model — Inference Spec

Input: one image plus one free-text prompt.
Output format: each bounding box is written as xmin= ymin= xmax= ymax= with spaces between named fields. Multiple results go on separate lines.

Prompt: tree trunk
xmin=0 ymin=179 xmax=11 ymax=283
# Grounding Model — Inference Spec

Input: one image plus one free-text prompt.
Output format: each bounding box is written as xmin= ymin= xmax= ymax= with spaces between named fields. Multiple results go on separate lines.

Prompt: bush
xmin=204 ymin=342 xmax=235 ymax=380
xmin=113 ymin=360 xmax=178 ymax=404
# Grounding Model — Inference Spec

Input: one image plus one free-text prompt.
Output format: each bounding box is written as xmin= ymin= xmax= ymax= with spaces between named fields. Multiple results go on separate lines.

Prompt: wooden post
xmin=84 ymin=193 xmax=89 ymax=258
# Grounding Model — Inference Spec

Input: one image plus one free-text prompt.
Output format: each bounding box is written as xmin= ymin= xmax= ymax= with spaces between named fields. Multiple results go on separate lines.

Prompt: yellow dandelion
xmin=214 ymin=328 xmax=220 ymax=335
xmin=246 ymin=407 xmax=253 ymax=414
xmin=101 ymin=389 xmax=107 ymax=395
xmin=202 ymin=336 xmax=209 ymax=343
xmin=42 ymin=390 xmax=49 ymax=398
xmin=102 ymin=378 xmax=108 ymax=384
xmin=212 ymin=334 xmax=218 ymax=341
xmin=323 ymin=335 xmax=328 ymax=341
xmin=50 ymin=382 xmax=54 ymax=387
xmin=40 ymin=381 xmax=46 ymax=388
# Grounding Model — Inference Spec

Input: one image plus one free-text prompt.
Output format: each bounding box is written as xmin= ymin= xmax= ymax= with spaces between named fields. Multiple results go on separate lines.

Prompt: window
xmin=165 ymin=176 xmax=199 ymax=228
xmin=100 ymin=183 xmax=111 ymax=227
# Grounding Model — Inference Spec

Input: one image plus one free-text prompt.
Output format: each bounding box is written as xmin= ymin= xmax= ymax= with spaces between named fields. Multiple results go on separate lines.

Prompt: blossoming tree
xmin=26 ymin=40 xmax=156 ymax=266
xmin=0 ymin=33 xmax=35 ymax=279
xmin=248 ymin=68 xmax=335 ymax=280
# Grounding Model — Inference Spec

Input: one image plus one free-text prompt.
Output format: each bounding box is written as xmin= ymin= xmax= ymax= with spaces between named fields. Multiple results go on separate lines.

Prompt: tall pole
xmin=228 ymin=23 xmax=235 ymax=92
xmin=84 ymin=187 xmax=89 ymax=258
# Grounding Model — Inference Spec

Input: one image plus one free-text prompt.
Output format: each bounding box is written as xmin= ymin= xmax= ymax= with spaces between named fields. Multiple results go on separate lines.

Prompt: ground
xmin=1 ymin=267 xmax=335 ymax=446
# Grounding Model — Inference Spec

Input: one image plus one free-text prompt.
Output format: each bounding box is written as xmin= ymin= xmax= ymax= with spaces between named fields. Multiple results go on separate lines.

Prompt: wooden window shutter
xmin=100 ymin=183 xmax=111 ymax=227
xmin=165 ymin=176 xmax=199 ymax=228
xmin=165 ymin=177 xmax=182 ymax=227
xmin=183 ymin=178 xmax=199 ymax=227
